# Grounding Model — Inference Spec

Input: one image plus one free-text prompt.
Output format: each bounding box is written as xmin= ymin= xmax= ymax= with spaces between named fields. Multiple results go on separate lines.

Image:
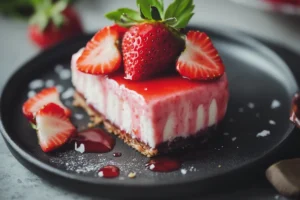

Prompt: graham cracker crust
xmin=73 ymin=91 xmax=159 ymax=157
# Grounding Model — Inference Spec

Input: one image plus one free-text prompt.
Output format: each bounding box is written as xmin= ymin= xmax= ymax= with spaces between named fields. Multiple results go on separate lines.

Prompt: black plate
xmin=0 ymin=25 xmax=299 ymax=199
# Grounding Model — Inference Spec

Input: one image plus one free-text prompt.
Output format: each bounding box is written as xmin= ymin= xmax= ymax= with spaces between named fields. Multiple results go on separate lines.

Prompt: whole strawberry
xmin=106 ymin=0 xmax=194 ymax=80
xmin=28 ymin=0 xmax=83 ymax=49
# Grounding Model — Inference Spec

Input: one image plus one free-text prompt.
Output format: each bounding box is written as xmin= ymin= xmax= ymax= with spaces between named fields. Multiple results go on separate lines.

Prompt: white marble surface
xmin=0 ymin=0 xmax=299 ymax=199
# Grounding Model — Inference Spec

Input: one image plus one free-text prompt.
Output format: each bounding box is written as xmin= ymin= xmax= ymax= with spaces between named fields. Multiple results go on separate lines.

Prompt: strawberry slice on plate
xmin=176 ymin=31 xmax=225 ymax=80
xmin=76 ymin=26 xmax=123 ymax=75
xmin=22 ymin=87 xmax=71 ymax=123
xmin=36 ymin=103 xmax=76 ymax=152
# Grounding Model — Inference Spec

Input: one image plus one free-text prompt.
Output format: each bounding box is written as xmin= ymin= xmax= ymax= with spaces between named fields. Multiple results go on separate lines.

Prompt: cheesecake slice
xmin=71 ymin=48 xmax=229 ymax=157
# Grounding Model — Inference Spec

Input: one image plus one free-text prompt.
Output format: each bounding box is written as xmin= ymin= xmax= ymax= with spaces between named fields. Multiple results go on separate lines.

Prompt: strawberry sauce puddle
xmin=72 ymin=128 xmax=115 ymax=153
xmin=98 ymin=165 xmax=120 ymax=178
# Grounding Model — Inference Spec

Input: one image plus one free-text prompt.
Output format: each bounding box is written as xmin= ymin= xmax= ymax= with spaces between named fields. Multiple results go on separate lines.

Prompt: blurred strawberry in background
xmin=0 ymin=0 xmax=83 ymax=49
xmin=264 ymin=0 xmax=300 ymax=6
xmin=28 ymin=0 xmax=83 ymax=49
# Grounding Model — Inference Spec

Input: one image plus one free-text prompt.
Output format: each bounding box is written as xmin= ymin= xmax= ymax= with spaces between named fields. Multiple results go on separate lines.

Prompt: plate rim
xmin=0 ymin=24 xmax=298 ymax=189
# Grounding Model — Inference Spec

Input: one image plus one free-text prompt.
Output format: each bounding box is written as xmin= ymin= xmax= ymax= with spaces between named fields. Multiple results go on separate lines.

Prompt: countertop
xmin=1 ymin=0 xmax=300 ymax=199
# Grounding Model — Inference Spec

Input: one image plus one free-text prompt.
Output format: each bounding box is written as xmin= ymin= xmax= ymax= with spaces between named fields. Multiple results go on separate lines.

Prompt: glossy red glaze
xmin=73 ymin=128 xmax=115 ymax=153
xmin=108 ymin=72 xmax=223 ymax=102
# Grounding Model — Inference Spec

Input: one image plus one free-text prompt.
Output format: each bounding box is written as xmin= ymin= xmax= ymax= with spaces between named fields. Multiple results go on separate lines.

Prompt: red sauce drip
xmin=113 ymin=152 xmax=122 ymax=157
xmin=98 ymin=165 xmax=120 ymax=178
xmin=290 ymin=92 xmax=300 ymax=128
xmin=145 ymin=157 xmax=181 ymax=172
xmin=108 ymin=72 xmax=220 ymax=101
xmin=73 ymin=128 xmax=115 ymax=153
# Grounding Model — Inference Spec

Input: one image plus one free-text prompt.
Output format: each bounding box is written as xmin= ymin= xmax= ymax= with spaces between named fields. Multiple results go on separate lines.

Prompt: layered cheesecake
xmin=71 ymin=48 xmax=229 ymax=157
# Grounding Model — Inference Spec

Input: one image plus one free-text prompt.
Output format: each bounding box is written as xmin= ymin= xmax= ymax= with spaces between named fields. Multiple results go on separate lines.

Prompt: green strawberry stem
xmin=105 ymin=0 xmax=194 ymax=36
xmin=29 ymin=0 xmax=70 ymax=32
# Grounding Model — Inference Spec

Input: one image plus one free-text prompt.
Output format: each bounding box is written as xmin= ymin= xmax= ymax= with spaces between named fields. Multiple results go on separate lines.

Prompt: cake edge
xmin=73 ymin=91 xmax=220 ymax=157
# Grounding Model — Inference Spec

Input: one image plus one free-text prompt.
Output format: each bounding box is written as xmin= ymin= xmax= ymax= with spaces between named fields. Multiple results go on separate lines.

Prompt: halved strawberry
xmin=76 ymin=26 xmax=122 ymax=75
xmin=110 ymin=24 xmax=128 ymax=38
xmin=176 ymin=31 xmax=225 ymax=80
xmin=36 ymin=103 xmax=76 ymax=152
xmin=23 ymin=87 xmax=71 ymax=123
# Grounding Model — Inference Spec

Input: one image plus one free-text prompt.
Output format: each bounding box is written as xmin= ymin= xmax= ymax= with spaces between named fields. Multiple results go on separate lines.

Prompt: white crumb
xmin=61 ymin=88 xmax=74 ymax=99
xmin=269 ymin=120 xmax=276 ymax=125
xmin=149 ymin=164 xmax=155 ymax=170
xmin=128 ymin=172 xmax=136 ymax=178
xmin=27 ymin=90 xmax=36 ymax=98
xmin=271 ymin=100 xmax=281 ymax=109
xmin=256 ymin=113 xmax=260 ymax=118
xmin=189 ymin=166 xmax=197 ymax=172
xmin=74 ymin=113 xmax=84 ymax=120
xmin=45 ymin=79 xmax=55 ymax=87
xmin=59 ymin=69 xmax=71 ymax=80
xmin=218 ymin=165 xmax=222 ymax=168
xmin=274 ymin=195 xmax=279 ymax=199
xmin=144 ymin=88 xmax=148 ymax=91
xmin=238 ymin=107 xmax=244 ymax=113
xmin=257 ymin=130 xmax=270 ymax=137
xmin=56 ymin=85 xmax=64 ymax=93
xmin=98 ymin=171 xmax=104 ymax=177
xmin=248 ymin=102 xmax=255 ymax=109
xmin=237 ymin=146 xmax=239 ymax=149
xmin=232 ymin=137 xmax=237 ymax=142
xmin=181 ymin=169 xmax=187 ymax=175
xmin=29 ymin=79 xmax=44 ymax=90
xmin=75 ymin=142 xmax=85 ymax=153
xmin=54 ymin=64 xmax=64 ymax=73
xmin=223 ymin=132 xmax=229 ymax=136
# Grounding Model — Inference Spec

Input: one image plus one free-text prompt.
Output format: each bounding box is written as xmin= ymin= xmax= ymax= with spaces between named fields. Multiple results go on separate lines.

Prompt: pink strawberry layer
xmin=71 ymin=48 xmax=229 ymax=148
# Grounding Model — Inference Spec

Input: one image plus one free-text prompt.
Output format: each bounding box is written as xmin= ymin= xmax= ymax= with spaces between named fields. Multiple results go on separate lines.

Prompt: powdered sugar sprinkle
xmin=45 ymin=79 xmax=55 ymax=88
xmin=61 ymin=88 xmax=74 ymax=99
xmin=247 ymin=102 xmax=255 ymax=109
xmin=59 ymin=69 xmax=71 ymax=80
xmin=27 ymin=90 xmax=36 ymax=98
xmin=271 ymin=100 xmax=281 ymax=109
xmin=29 ymin=79 xmax=44 ymax=90
xmin=257 ymin=130 xmax=270 ymax=137
xmin=181 ymin=169 xmax=187 ymax=175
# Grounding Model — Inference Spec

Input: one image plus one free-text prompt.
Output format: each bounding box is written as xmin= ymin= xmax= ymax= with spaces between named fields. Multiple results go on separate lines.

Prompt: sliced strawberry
xmin=76 ymin=26 xmax=122 ymax=75
xmin=22 ymin=87 xmax=71 ymax=123
xmin=36 ymin=103 xmax=76 ymax=152
xmin=176 ymin=31 xmax=225 ymax=80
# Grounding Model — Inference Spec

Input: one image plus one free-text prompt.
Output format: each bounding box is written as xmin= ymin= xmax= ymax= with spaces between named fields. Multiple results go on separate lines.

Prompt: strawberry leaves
xmin=105 ymin=8 xmax=143 ymax=27
xmin=29 ymin=0 xmax=69 ymax=31
xmin=137 ymin=0 xmax=164 ymax=20
xmin=164 ymin=0 xmax=194 ymax=28
xmin=105 ymin=0 xmax=194 ymax=30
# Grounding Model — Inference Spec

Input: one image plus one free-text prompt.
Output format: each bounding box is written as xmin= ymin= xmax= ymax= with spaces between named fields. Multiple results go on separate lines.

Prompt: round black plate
xmin=0 ymin=25 xmax=299 ymax=199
